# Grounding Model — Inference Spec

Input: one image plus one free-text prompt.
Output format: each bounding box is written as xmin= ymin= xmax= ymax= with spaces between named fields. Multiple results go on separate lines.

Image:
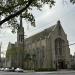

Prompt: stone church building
xmin=6 ymin=20 xmax=70 ymax=70
xmin=24 ymin=21 xmax=70 ymax=69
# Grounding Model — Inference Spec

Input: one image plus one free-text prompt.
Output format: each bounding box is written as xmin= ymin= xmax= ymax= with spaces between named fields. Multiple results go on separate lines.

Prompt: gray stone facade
xmin=25 ymin=21 xmax=70 ymax=69
xmin=6 ymin=20 xmax=70 ymax=70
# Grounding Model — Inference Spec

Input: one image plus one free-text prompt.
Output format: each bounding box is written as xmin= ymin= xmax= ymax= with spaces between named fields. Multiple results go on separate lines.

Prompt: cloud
xmin=0 ymin=0 xmax=75 ymax=55
xmin=25 ymin=0 xmax=75 ymax=55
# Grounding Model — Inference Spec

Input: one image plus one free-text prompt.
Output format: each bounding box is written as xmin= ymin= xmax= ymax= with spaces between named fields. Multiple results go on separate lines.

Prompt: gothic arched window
xmin=55 ymin=38 xmax=65 ymax=57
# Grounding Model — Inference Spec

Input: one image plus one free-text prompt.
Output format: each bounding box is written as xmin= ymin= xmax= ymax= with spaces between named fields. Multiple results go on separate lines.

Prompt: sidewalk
xmin=24 ymin=70 xmax=34 ymax=72
xmin=34 ymin=70 xmax=75 ymax=74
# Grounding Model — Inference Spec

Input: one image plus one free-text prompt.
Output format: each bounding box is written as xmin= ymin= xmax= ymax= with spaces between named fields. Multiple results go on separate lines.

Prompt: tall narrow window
xmin=55 ymin=38 xmax=65 ymax=57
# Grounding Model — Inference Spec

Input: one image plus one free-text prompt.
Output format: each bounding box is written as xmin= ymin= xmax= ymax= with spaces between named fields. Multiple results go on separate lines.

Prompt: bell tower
xmin=17 ymin=14 xmax=24 ymax=68
xmin=17 ymin=14 xmax=24 ymax=45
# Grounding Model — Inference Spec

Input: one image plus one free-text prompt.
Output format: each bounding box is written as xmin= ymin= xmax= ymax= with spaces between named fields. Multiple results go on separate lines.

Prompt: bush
xmin=34 ymin=68 xmax=57 ymax=72
xmin=71 ymin=64 xmax=75 ymax=70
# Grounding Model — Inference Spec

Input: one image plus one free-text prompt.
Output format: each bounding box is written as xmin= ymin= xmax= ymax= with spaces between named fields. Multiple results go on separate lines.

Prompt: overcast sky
xmin=0 ymin=0 xmax=75 ymax=56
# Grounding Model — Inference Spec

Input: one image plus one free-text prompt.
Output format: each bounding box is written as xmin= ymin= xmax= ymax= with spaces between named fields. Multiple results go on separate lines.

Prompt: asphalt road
xmin=0 ymin=70 xmax=75 ymax=75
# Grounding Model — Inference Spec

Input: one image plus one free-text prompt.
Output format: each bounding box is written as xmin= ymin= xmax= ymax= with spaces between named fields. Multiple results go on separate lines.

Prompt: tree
xmin=6 ymin=45 xmax=17 ymax=67
xmin=70 ymin=0 xmax=75 ymax=4
xmin=32 ymin=54 xmax=36 ymax=70
xmin=16 ymin=46 xmax=25 ymax=69
xmin=24 ymin=53 xmax=31 ymax=69
xmin=0 ymin=0 xmax=55 ymax=31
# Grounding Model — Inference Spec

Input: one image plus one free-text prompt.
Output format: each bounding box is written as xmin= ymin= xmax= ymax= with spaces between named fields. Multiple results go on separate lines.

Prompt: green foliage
xmin=35 ymin=68 xmax=57 ymax=71
xmin=0 ymin=0 xmax=55 ymax=31
xmin=24 ymin=53 xmax=31 ymax=69
xmin=70 ymin=0 xmax=75 ymax=4
xmin=71 ymin=64 xmax=75 ymax=70
xmin=6 ymin=45 xmax=17 ymax=60
xmin=25 ymin=53 xmax=31 ymax=60
xmin=22 ymin=10 xmax=35 ymax=27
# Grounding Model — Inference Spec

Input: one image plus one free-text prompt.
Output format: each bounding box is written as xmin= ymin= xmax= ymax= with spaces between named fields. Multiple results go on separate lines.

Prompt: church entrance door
xmin=58 ymin=60 xmax=67 ymax=69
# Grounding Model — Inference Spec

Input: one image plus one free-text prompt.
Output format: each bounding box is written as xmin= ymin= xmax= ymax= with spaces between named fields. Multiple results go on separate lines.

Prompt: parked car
xmin=9 ymin=67 xmax=15 ymax=72
xmin=0 ymin=68 xmax=5 ymax=71
xmin=4 ymin=68 xmax=10 ymax=72
xmin=15 ymin=68 xmax=24 ymax=72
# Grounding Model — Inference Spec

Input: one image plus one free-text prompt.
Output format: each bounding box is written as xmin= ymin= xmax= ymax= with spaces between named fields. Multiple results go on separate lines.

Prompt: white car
xmin=1 ymin=68 xmax=5 ymax=71
xmin=15 ymin=68 xmax=24 ymax=72
xmin=4 ymin=68 xmax=10 ymax=72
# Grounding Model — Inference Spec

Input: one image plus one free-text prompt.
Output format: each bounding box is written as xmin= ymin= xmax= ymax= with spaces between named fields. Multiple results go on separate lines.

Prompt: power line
xmin=69 ymin=43 xmax=75 ymax=46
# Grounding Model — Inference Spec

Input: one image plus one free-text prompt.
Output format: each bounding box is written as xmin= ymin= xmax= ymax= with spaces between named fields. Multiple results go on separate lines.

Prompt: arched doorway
xmin=58 ymin=59 xmax=67 ymax=69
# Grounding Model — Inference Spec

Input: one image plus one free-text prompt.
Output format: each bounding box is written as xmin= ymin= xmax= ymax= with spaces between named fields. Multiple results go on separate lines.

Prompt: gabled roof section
xmin=25 ymin=23 xmax=56 ymax=42
xmin=57 ymin=20 xmax=66 ymax=34
xmin=25 ymin=20 xmax=66 ymax=43
xmin=48 ymin=20 xmax=66 ymax=38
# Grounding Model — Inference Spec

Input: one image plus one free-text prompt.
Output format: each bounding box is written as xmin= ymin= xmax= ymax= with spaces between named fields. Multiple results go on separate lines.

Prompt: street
xmin=0 ymin=70 xmax=75 ymax=75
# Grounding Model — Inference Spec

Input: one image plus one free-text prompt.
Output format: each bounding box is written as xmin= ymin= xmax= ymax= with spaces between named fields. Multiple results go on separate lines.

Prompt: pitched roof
xmin=25 ymin=24 xmax=57 ymax=43
xmin=25 ymin=20 xmax=66 ymax=43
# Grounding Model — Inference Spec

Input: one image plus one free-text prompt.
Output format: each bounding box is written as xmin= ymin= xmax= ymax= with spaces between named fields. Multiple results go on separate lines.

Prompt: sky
xmin=0 ymin=0 xmax=75 ymax=56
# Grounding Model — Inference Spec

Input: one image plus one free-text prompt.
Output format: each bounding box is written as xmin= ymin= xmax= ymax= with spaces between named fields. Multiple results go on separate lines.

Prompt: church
xmin=24 ymin=21 xmax=70 ymax=70
xmin=6 ymin=20 xmax=70 ymax=70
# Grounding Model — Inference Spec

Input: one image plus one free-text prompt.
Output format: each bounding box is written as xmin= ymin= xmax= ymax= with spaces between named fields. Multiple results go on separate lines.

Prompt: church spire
xmin=57 ymin=20 xmax=61 ymax=30
xmin=57 ymin=20 xmax=61 ymax=25
xmin=57 ymin=20 xmax=62 ymax=35
xmin=20 ymin=13 xmax=22 ymax=27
